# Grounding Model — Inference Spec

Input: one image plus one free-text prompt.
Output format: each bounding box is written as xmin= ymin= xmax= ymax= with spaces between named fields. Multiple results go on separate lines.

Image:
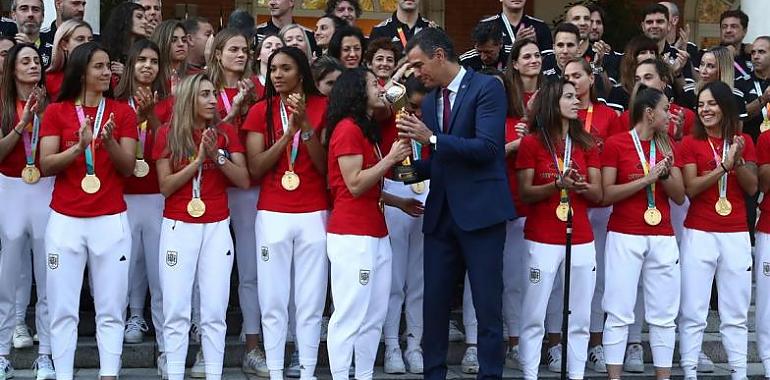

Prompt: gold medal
xmin=715 ymin=197 xmax=733 ymax=216
xmin=762 ymin=120 xmax=770 ymax=133
xmin=410 ymin=181 xmax=425 ymax=194
xmin=555 ymin=202 xmax=570 ymax=222
xmin=643 ymin=207 xmax=662 ymax=226
xmin=21 ymin=165 xmax=40 ymax=184
xmin=281 ymin=171 xmax=300 ymax=191
xmin=133 ymin=159 xmax=150 ymax=178
xmin=187 ymin=197 xmax=206 ymax=218
xmin=81 ymin=174 xmax=101 ymax=194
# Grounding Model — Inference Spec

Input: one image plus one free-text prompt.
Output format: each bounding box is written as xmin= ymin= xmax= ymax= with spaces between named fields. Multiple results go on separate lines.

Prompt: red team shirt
xmin=152 ymin=123 xmax=244 ymax=223
xmin=615 ymin=103 xmax=696 ymax=142
xmin=505 ymin=117 xmax=528 ymax=217
xmin=45 ymin=70 xmax=64 ymax=102
xmin=123 ymin=97 xmax=174 ymax=194
xmin=516 ymin=134 xmax=600 ymax=244
xmin=678 ymin=133 xmax=756 ymax=233
xmin=327 ymin=118 xmax=388 ymax=237
xmin=242 ymin=95 xmax=330 ymax=213
xmin=755 ymin=131 xmax=770 ymax=234
xmin=577 ymin=102 xmax=623 ymax=146
xmin=0 ymin=100 xmax=42 ymax=178
xmin=39 ymin=99 xmax=138 ymax=217
xmin=602 ymin=132 xmax=676 ymax=236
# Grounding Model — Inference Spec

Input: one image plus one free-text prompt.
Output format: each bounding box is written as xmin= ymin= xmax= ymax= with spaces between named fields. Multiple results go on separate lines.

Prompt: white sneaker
xmin=320 ymin=316 xmax=329 ymax=342
xmin=448 ymin=320 xmax=465 ymax=342
xmin=157 ymin=353 xmax=168 ymax=380
xmin=0 ymin=356 xmax=14 ymax=379
xmin=404 ymin=348 xmax=423 ymax=374
xmin=189 ymin=321 xmax=202 ymax=344
xmin=623 ymin=343 xmax=644 ymax=373
xmin=12 ymin=324 xmax=33 ymax=349
xmin=32 ymin=355 xmax=55 ymax=380
xmin=504 ymin=345 xmax=519 ymax=369
xmin=190 ymin=351 xmax=205 ymax=378
xmin=547 ymin=345 xmax=562 ymax=373
xmin=461 ymin=346 xmax=479 ymax=374
xmin=285 ymin=350 xmax=300 ymax=378
xmin=697 ymin=351 xmax=715 ymax=373
xmin=124 ymin=315 xmax=148 ymax=344
xmin=383 ymin=346 xmax=406 ymax=374
xmin=587 ymin=345 xmax=607 ymax=373
xmin=242 ymin=347 xmax=269 ymax=377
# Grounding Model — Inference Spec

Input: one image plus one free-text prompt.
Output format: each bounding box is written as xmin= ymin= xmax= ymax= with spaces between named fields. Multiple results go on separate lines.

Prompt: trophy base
xmin=393 ymin=164 xmax=420 ymax=184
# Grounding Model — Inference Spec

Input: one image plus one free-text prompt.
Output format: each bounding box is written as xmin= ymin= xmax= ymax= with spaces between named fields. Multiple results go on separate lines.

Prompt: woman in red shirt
xmin=678 ymin=80 xmax=757 ymax=380
xmin=0 ymin=44 xmax=56 ymax=379
xmin=516 ymin=78 xmax=602 ymax=380
xmin=600 ymin=86 xmax=685 ymax=379
xmin=243 ymin=46 xmax=329 ymax=379
xmin=253 ymin=34 xmax=283 ymax=99
xmin=45 ymin=19 xmax=93 ymax=102
xmin=754 ymin=128 xmax=770 ymax=380
xmin=153 ymin=73 xmax=249 ymax=380
xmin=39 ymin=42 xmax=138 ymax=380
xmin=112 ymin=38 xmax=172 ymax=368
xmin=325 ymin=67 xmax=410 ymax=380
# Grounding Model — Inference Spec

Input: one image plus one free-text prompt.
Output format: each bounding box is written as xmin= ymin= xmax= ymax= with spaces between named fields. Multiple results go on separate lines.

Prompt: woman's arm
xmin=217 ymin=152 xmax=250 ymax=189
xmin=156 ymin=151 xmax=205 ymax=198
xmin=338 ymin=139 xmax=410 ymax=197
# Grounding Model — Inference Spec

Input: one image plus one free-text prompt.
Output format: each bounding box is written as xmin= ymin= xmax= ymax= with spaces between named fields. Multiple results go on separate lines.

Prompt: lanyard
xmin=552 ymin=134 xmax=572 ymax=203
xmin=127 ymin=98 xmax=148 ymax=159
xmin=396 ymin=26 xmax=408 ymax=49
xmin=754 ymin=80 xmax=769 ymax=122
xmin=631 ymin=130 xmax=657 ymax=209
xmin=734 ymin=61 xmax=749 ymax=79
xmin=192 ymin=159 xmax=202 ymax=199
xmin=220 ymin=90 xmax=232 ymax=114
xmin=75 ymin=98 xmax=106 ymax=176
xmin=500 ymin=12 xmax=518 ymax=46
xmin=584 ymin=104 xmax=594 ymax=133
xmin=707 ymin=138 xmax=729 ymax=199
xmin=16 ymin=101 xmax=40 ymax=166
xmin=280 ymin=99 xmax=300 ymax=170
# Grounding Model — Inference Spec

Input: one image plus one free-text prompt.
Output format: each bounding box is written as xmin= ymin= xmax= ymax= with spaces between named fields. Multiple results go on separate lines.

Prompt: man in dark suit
xmin=397 ymin=27 xmax=516 ymax=380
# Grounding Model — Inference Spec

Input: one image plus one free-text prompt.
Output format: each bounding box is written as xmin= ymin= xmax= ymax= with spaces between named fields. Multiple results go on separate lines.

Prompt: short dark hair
xmin=587 ymin=3 xmax=606 ymax=23
xmin=364 ymin=37 xmax=401 ymax=65
xmin=720 ymin=9 xmax=749 ymax=30
xmin=553 ymin=22 xmax=580 ymax=42
xmin=405 ymin=27 xmax=457 ymax=63
xmin=641 ymin=3 xmax=669 ymax=21
xmin=471 ymin=20 xmax=502 ymax=45
xmin=325 ymin=0 xmax=362 ymax=18
xmin=228 ymin=9 xmax=256 ymax=40
xmin=182 ymin=17 xmax=210 ymax=35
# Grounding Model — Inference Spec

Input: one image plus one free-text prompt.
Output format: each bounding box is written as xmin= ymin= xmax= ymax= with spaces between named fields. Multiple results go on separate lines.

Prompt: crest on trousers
xmin=359 ymin=270 xmax=370 ymax=285
xmin=529 ymin=268 xmax=541 ymax=284
xmin=166 ymin=251 xmax=178 ymax=267
xmin=47 ymin=253 xmax=59 ymax=270
xmin=764 ymin=262 xmax=770 ymax=276
xmin=261 ymin=246 xmax=269 ymax=261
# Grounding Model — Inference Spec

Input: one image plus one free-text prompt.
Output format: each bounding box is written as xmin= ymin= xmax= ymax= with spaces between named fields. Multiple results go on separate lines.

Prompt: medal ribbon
xmin=220 ymin=90 xmax=232 ymax=114
xmin=280 ymin=99 xmax=301 ymax=171
xmin=734 ymin=61 xmax=749 ymax=79
xmin=631 ymin=130 xmax=657 ymax=210
xmin=16 ymin=101 xmax=40 ymax=166
xmin=500 ymin=12 xmax=518 ymax=46
xmin=584 ymin=104 xmax=594 ymax=133
xmin=754 ymin=80 xmax=769 ymax=122
xmin=191 ymin=155 xmax=203 ymax=199
xmin=552 ymin=134 xmax=572 ymax=204
xmin=127 ymin=98 xmax=148 ymax=160
xmin=396 ymin=26 xmax=408 ymax=49
xmin=75 ymin=98 xmax=106 ymax=176
xmin=707 ymin=138 xmax=729 ymax=200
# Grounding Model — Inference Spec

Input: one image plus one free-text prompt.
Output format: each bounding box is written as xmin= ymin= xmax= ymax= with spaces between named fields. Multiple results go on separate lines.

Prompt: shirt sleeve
xmin=330 ymin=120 xmax=366 ymax=158
xmin=515 ymin=135 xmax=537 ymax=169
xmin=601 ymin=136 xmax=620 ymax=168
xmin=678 ymin=137 xmax=695 ymax=166
xmin=115 ymin=102 xmax=138 ymax=140
xmin=757 ymin=132 xmax=770 ymax=165
xmin=223 ymin=123 xmax=245 ymax=153
xmin=39 ymin=103 xmax=62 ymax=138
xmin=151 ymin=126 xmax=170 ymax=160
xmin=241 ymin=101 xmax=267 ymax=133
xmin=741 ymin=133 xmax=757 ymax=162
xmin=585 ymin=145 xmax=601 ymax=168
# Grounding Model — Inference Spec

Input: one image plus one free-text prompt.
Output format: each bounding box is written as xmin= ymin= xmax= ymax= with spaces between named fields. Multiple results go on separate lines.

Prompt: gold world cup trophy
xmin=385 ymin=82 xmax=420 ymax=183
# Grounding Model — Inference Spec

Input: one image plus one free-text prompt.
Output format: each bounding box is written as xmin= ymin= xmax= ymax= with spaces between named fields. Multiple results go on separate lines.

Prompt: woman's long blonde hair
xmin=279 ymin=24 xmax=313 ymax=62
xmin=47 ymin=20 xmax=91 ymax=73
xmin=168 ymin=73 xmax=223 ymax=166
xmin=206 ymin=28 xmax=253 ymax=90
xmin=697 ymin=46 xmax=734 ymax=93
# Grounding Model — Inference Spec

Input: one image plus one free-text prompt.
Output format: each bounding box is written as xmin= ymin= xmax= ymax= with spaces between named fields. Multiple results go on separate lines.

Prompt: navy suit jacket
xmin=416 ymin=68 xmax=516 ymax=233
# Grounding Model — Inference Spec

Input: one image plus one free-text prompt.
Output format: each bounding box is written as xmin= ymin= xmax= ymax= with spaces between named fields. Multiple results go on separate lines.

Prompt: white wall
xmin=743 ymin=0 xmax=770 ymax=41
xmin=42 ymin=0 xmax=100 ymax=34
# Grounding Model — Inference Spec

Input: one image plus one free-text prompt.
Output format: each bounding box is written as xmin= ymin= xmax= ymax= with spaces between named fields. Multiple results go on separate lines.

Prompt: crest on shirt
xmin=166 ymin=251 xmax=178 ymax=267
xmin=764 ymin=262 xmax=770 ymax=276
xmin=359 ymin=270 xmax=370 ymax=286
xmin=261 ymin=246 xmax=269 ymax=261
xmin=529 ymin=267 xmax=541 ymax=284
xmin=47 ymin=253 xmax=59 ymax=270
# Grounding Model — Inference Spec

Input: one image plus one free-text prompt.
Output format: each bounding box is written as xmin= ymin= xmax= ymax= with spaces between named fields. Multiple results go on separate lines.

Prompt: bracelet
xmin=720 ymin=162 xmax=729 ymax=173
xmin=12 ymin=127 xmax=23 ymax=136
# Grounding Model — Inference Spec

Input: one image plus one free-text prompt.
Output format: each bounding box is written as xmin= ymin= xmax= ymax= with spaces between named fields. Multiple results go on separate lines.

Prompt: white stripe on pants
xmin=383 ymin=179 xmax=426 ymax=350
xmin=679 ymin=227 xmax=751 ymax=379
xmin=159 ymin=218 xmax=234 ymax=380
xmin=327 ymin=233 xmax=391 ymax=380
xmin=256 ymin=210 xmax=328 ymax=377
xmin=45 ymin=210 xmax=131 ymax=380
xmin=0 ymin=175 xmax=52 ymax=356
xmin=228 ymin=187 xmax=261 ymax=335
xmin=125 ymin=194 xmax=164 ymax=350
xmin=602 ymin=232 xmax=680 ymax=367
xmin=519 ymin=240 xmax=596 ymax=380
xmin=754 ymin=231 xmax=770 ymax=378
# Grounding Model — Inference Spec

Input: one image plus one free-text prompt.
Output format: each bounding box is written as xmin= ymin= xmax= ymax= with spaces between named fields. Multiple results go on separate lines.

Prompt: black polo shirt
xmin=477 ymin=13 xmax=552 ymax=55
xmin=369 ymin=12 xmax=432 ymax=51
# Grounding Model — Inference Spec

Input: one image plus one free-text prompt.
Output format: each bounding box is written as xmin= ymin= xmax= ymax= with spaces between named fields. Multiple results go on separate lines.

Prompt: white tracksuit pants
xmin=255 ymin=210 xmax=328 ymax=378
xmin=228 ymin=187 xmax=261 ymax=336
xmin=519 ymin=240 xmax=596 ymax=380
xmin=327 ymin=233 xmax=392 ymax=380
xmin=0 ymin=175 xmax=52 ymax=357
xmin=15 ymin=247 xmax=32 ymax=325
xmin=125 ymin=194 xmax=164 ymax=350
xmin=589 ymin=207 xmax=610 ymax=333
xmin=679 ymin=227 xmax=752 ymax=379
xmin=753 ymin=231 xmax=770 ymax=378
xmin=383 ymin=179 xmax=426 ymax=351
xmin=45 ymin=210 xmax=131 ymax=380
xmin=602 ymin=232 xmax=680 ymax=367
xmin=159 ymin=218 xmax=234 ymax=380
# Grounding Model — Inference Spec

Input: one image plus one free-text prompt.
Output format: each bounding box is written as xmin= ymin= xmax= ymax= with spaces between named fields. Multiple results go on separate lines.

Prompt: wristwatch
xmin=216 ymin=149 xmax=228 ymax=166
xmin=429 ymin=135 xmax=437 ymax=145
xmin=301 ymin=129 xmax=314 ymax=141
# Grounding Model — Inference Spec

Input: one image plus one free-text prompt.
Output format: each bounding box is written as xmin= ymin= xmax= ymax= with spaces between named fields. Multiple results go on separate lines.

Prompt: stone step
xmin=6 ymin=363 xmax=770 ymax=379
xmin=6 ymin=332 xmax=764 ymax=369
